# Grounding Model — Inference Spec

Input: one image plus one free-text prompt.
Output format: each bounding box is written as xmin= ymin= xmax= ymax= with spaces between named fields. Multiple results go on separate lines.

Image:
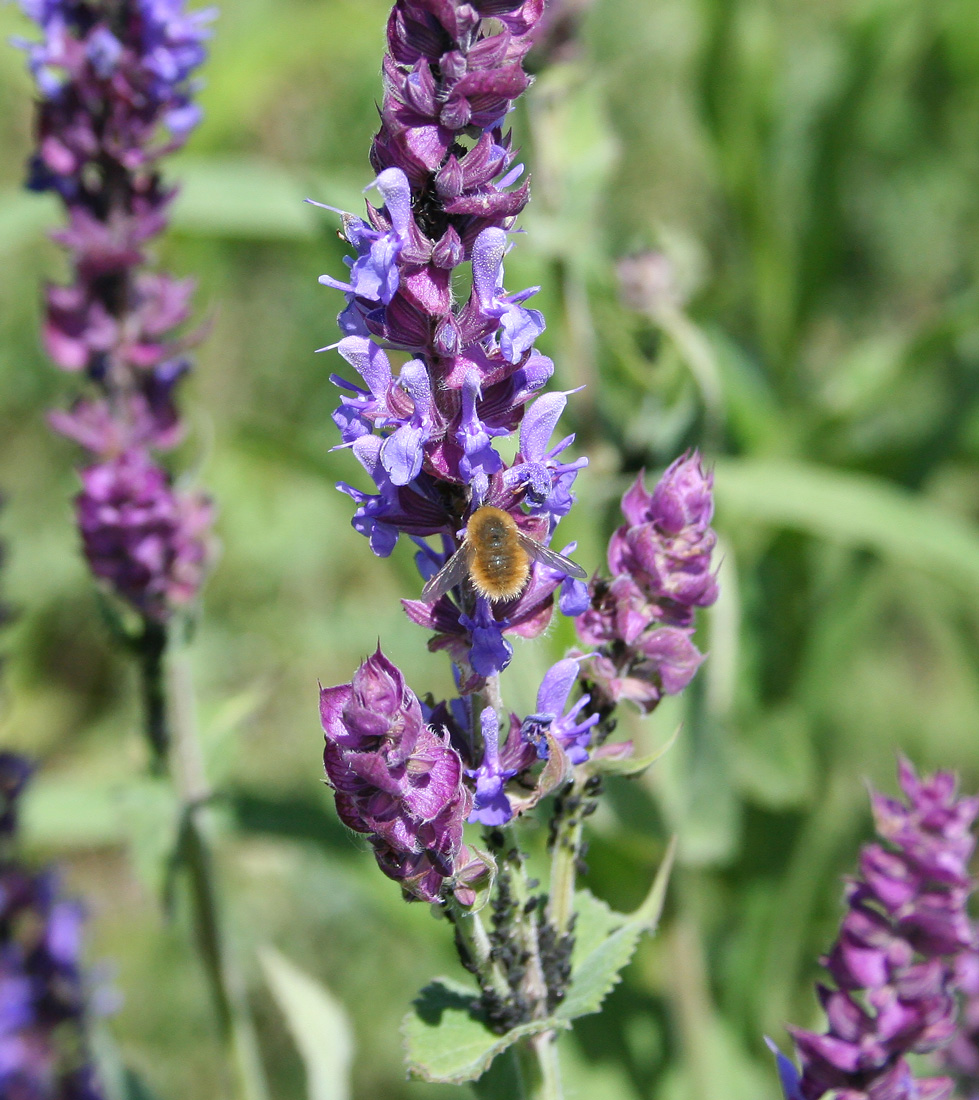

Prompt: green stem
xmin=138 ymin=619 xmax=169 ymax=772
xmin=512 ymin=1031 xmax=562 ymax=1100
xmin=545 ymin=779 xmax=584 ymax=935
xmin=445 ymin=895 xmax=511 ymax=1004
xmin=504 ymin=843 xmax=549 ymax=1014
xmin=167 ymin=650 xmax=270 ymax=1100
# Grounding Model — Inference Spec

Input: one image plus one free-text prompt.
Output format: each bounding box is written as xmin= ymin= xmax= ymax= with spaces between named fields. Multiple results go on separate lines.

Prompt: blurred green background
xmin=2 ymin=0 xmax=979 ymax=1097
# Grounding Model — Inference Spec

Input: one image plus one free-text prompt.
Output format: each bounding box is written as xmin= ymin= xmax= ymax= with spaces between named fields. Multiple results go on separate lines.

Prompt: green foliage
xmin=402 ymin=980 xmax=566 ymax=1086
xmin=403 ymin=844 xmax=674 ymax=1084
xmin=259 ymin=947 xmax=355 ymax=1100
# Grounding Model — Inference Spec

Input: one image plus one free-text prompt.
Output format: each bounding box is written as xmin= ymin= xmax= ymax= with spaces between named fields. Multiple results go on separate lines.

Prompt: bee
xmin=420 ymin=505 xmax=587 ymax=604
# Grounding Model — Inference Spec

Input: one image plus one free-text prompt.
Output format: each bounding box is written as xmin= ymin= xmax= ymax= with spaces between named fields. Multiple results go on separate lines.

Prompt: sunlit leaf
xmin=714 ymin=458 xmax=979 ymax=596
xmin=557 ymin=836 xmax=675 ymax=1022
xmin=401 ymin=977 xmax=564 ymax=1085
xmin=259 ymin=947 xmax=354 ymax=1100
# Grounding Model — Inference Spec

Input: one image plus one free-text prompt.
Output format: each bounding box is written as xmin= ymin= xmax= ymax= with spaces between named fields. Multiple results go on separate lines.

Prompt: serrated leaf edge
xmin=400 ymin=977 xmax=568 ymax=1084
xmin=556 ymin=835 xmax=677 ymax=1022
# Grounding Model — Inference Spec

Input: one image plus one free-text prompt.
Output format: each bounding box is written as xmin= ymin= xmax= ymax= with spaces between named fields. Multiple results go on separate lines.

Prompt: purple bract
xmin=320 ymin=649 xmax=474 ymax=903
xmin=576 ymin=452 xmax=718 ymax=714
xmin=77 ymin=450 xmax=212 ymax=623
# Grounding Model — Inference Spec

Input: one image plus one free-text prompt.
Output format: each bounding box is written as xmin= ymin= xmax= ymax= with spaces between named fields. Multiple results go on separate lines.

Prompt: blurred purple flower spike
xmin=771 ymin=759 xmax=979 ymax=1100
xmin=0 ymin=752 xmax=107 ymax=1100
xmin=19 ymin=0 xmax=215 ymax=622
xmin=77 ymin=450 xmax=212 ymax=622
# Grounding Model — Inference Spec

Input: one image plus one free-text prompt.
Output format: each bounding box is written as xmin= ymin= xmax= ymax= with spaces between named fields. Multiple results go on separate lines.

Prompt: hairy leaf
xmin=402 ymin=978 xmax=565 ymax=1085
xmin=557 ymin=836 xmax=676 ymax=1021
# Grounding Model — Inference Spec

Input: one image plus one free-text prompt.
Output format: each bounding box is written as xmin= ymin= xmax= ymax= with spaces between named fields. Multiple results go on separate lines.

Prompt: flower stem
xmin=504 ymin=842 xmax=549 ymax=1014
xmin=445 ymin=895 xmax=511 ymax=1005
xmin=546 ymin=777 xmax=584 ymax=935
xmin=167 ymin=648 xmax=270 ymax=1100
xmin=512 ymin=1031 xmax=562 ymax=1100
xmin=138 ymin=619 xmax=169 ymax=772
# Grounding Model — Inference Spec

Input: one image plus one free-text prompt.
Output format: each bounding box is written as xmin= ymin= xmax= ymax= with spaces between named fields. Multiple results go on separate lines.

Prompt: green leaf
xmin=586 ymin=725 xmax=679 ymax=779
xmin=402 ymin=977 xmax=565 ymax=1085
xmin=259 ymin=947 xmax=354 ymax=1100
xmin=168 ymin=157 xmax=324 ymax=240
xmin=404 ymin=842 xmax=675 ymax=1083
xmin=713 ymin=458 xmax=979 ymax=596
xmin=92 ymin=1025 xmax=165 ymax=1100
xmin=557 ymin=836 xmax=676 ymax=1022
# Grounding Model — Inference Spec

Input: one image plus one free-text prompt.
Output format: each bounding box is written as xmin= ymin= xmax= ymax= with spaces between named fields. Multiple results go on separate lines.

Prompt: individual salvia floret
xmin=320 ymin=648 xmax=476 ymax=903
xmin=576 ymin=451 xmax=718 ymax=714
xmin=18 ymin=0 xmax=215 ymax=622
xmin=770 ymin=759 xmax=979 ymax=1100
xmin=0 ymin=753 xmax=108 ymax=1100
xmin=317 ymin=0 xmax=588 ymax=683
xmin=465 ymin=657 xmax=600 ymax=826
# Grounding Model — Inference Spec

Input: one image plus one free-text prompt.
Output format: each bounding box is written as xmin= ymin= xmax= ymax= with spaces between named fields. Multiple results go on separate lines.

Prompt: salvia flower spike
xmin=318 ymin=0 xmax=582 ymax=687
xmin=576 ymin=451 xmax=718 ymax=716
xmin=770 ymin=758 xmax=979 ymax=1100
xmin=318 ymin=0 xmax=720 ymax=898
xmin=18 ymin=0 xmax=216 ymax=623
xmin=0 ymin=753 xmax=108 ymax=1100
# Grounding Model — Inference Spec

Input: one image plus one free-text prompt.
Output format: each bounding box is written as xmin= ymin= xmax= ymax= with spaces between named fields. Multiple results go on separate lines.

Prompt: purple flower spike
xmin=773 ymin=760 xmax=977 ymax=1100
xmin=0 ymin=753 xmax=107 ymax=1100
xmin=312 ymin=0 xmax=597 ymax=695
xmin=20 ymin=0 xmax=215 ymax=621
xmin=321 ymin=648 xmax=473 ymax=902
xmin=577 ymin=453 xmax=717 ymax=715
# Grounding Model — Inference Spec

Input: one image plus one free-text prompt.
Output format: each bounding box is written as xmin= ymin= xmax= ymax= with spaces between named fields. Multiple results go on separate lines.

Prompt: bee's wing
xmin=420 ymin=545 xmax=471 ymax=603
xmin=516 ymin=532 xmax=588 ymax=580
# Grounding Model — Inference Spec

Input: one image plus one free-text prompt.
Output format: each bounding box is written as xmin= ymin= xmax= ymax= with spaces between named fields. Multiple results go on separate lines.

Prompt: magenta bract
xmin=320 ymin=649 xmax=473 ymax=902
